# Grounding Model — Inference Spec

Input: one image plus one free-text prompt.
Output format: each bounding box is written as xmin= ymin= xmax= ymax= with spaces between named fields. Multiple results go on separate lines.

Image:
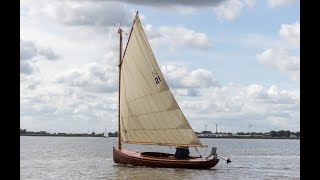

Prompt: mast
xmin=118 ymin=28 xmax=123 ymax=150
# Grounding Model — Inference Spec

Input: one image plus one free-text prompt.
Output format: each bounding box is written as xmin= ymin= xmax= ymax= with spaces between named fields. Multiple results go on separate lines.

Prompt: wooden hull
xmin=113 ymin=147 xmax=219 ymax=169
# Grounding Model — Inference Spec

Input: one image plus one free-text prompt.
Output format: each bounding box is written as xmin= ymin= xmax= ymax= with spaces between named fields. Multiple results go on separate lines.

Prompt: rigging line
xmin=195 ymin=147 xmax=202 ymax=158
xmin=118 ymin=28 xmax=128 ymax=36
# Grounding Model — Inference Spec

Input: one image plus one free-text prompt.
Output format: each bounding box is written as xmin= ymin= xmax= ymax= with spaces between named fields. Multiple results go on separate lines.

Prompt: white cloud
xmin=267 ymin=0 xmax=297 ymax=8
xmin=108 ymin=0 xmax=225 ymax=7
xmin=20 ymin=62 xmax=34 ymax=74
xmin=244 ymin=0 xmax=256 ymax=7
xmin=20 ymin=38 xmax=60 ymax=74
xmin=279 ymin=21 xmax=300 ymax=48
xmin=161 ymin=65 xmax=218 ymax=89
xmin=181 ymin=83 xmax=299 ymax=132
xmin=54 ymin=62 xmax=118 ymax=93
xmin=105 ymin=0 xmax=252 ymax=20
xmin=20 ymin=82 xmax=118 ymax=133
xmin=29 ymin=1 xmax=133 ymax=27
xmin=38 ymin=48 xmax=60 ymax=60
xmin=256 ymin=21 xmax=300 ymax=82
xmin=20 ymin=74 xmax=42 ymax=90
xmin=256 ymin=48 xmax=300 ymax=82
xmin=159 ymin=26 xmax=212 ymax=50
xmin=172 ymin=6 xmax=198 ymax=15
xmin=213 ymin=0 xmax=244 ymax=21
xmin=20 ymin=38 xmax=59 ymax=61
xmin=144 ymin=25 xmax=213 ymax=51
xmin=20 ymin=39 xmax=37 ymax=60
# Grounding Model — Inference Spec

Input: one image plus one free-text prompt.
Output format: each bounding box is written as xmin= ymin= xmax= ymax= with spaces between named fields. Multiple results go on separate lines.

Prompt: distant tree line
xmin=20 ymin=129 xmax=102 ymax=136
xmin=20 ymin=129 xmax=119 ymax=137
xmin=108 ymin=131 xmax=118 ymax=137
xmin=269 ymin=130 xmax=300 ymax=137
xmin=236 ymin=130 xmax=300 ymax=137
xmin=20 ymin=129 xmax=50 ymax=135
xmin=20 ymin=129 xmax=300 ymax=138
xmin=196 ymin=131 xmax=233 ymax=135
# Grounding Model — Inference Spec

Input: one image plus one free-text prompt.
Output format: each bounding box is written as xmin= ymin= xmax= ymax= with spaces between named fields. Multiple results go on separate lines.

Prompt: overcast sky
xmin=20 ymin=0 xmax=300 ymax=134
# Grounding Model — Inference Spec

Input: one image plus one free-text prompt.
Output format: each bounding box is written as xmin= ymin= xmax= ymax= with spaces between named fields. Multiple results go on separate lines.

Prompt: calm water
xmin=20 ymin=136 xmax=299 ymax=180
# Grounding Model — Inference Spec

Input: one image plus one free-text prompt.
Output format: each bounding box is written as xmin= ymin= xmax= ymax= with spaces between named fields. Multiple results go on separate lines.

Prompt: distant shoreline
xmin=20 ymin=134 xmax=299 ymax=139
xmin=20 ymin=134 xmax=116 ymax=137
xmin=198 ymin=136 xmax=299 ymax=139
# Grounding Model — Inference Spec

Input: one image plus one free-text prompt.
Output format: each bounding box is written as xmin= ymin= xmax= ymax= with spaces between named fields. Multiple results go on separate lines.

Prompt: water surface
xmin=20 ymin=137 xmax=300 ymax=179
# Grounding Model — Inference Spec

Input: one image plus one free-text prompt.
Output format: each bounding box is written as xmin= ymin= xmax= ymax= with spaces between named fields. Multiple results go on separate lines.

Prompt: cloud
xmin=256 ymin=21 xmax=300 ymax=82
xmin=244 ymin=0 xmax=256 ymax=7
xmin=106 ymin=0 xmax=252 ymax=20
xmin=20 ymin=38 xmax=59 ymax=61
xmin=20 ymin=38 xmax=60 ymax=74
xmin=180 ymin=83 xmax=299 ymax=132
xmin=161 ymin=65 xmax=219 ymax=89
xmin=54 ymin=62 xmax=118 ymax=93
xmin=20 ymin=39 xmax=37 ymax=60
xmin=256 ymin=48 xmax=299 ymax=82
xmin=20 ymin=82 xmax=118 ymax=133
xmin=267 ymin=0 xmax=297 ymax=8
xmin=38 ymin=48 xmax=60 ymax=60
xmin=20 ymin=62 xmax=34 ymax=75
xmin=158 ymin=26 xmax=213 ymax=50
xmin=42 ymin=1 xmax=133 ymax=27
xmin=279 ymin=21 xmax=300 ymax=48
xmin=213 ymin=0 xmax=244 ymax=21
xmin=20 ymin=75 xmax=42 ymax=90
xmin=144 ymin=24 xmax=212 ymax=51
xmin=107 ymin=0 xmax=225 ymax=7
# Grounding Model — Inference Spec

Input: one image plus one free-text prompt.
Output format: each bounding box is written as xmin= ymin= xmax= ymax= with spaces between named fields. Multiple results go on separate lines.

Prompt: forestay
xmin=119 ymin=14 xmax=205 ymax=147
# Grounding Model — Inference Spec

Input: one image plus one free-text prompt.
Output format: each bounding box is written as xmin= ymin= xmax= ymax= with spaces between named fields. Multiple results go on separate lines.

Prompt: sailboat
xmin=103 ymin=129 xmax=109 ymax=138
xmin=113 ymin=12 xmax=226 ymax=169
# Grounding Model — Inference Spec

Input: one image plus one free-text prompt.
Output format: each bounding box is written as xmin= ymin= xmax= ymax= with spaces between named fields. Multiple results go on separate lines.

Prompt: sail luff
xmin=120 ymin=13 xmax=205 ymax=147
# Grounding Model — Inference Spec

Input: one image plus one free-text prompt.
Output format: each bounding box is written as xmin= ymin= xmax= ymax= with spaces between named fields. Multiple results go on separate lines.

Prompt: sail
xmin=104 ymin=129 xmax=108 ymax=137
xmin=119 ymin=14 xmax=205 ymax=147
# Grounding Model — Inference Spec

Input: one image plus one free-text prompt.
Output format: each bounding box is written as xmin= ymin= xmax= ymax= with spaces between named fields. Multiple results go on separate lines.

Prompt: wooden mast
xmin=117 ymin=28 xmax=123 ymax=150
xmin=117 ymin=11 xmax=138 ymax=150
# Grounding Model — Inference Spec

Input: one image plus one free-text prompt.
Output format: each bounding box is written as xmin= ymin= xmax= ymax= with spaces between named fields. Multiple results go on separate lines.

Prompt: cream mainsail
xmin=119 ymin=14 xmax=205 ymax=147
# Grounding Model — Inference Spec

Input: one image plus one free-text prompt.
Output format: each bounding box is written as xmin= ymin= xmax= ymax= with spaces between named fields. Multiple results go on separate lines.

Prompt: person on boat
xmin=174 ymin=146 xmax=190 ymax=159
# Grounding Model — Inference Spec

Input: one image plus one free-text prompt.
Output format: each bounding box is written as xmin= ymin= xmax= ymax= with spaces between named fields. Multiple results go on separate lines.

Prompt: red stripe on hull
xmin=113 ymin=147 xmax=219 ymax=169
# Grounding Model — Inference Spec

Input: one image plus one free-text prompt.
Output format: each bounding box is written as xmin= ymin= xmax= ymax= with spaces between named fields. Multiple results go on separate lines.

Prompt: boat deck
xmin=119 ymin=149 xmax=211 ymax=162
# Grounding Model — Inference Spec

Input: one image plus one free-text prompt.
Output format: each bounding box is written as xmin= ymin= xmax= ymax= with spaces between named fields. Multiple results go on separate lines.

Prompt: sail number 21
xmin=152 ymin=70 xmax=161 ymax=84
xmin=155 ymin=76 xmax=161 ymax=84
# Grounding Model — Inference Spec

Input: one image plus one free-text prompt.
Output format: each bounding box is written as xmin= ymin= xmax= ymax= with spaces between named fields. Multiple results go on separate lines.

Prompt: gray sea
xmin=20 ymin=136 xmax=299 ymax=179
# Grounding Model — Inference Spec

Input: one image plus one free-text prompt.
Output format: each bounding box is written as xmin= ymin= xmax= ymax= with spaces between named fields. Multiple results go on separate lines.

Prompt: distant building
xmin=197 ymin=133 xmax=232 ymax=138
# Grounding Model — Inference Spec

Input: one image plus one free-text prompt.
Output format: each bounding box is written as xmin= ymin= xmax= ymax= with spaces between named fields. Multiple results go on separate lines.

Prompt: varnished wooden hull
xmin=113 ymin=147 xmax=219 ymax=169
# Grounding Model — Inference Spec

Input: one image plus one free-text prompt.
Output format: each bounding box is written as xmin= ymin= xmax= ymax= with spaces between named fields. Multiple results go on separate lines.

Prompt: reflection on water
xmin=20 ymin=137 xmax=299 ymax=180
